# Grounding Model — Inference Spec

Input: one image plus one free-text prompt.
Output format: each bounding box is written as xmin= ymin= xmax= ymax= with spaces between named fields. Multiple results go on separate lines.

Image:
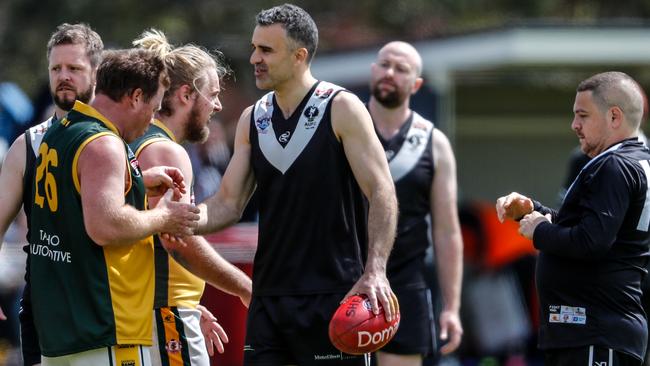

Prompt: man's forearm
xmin=165 ymin=235 xmax=252 ymax=300
xmin=88 ymin=205 xmax=161 ymax=246
xmin=195 ymin=200 xmax=241 ymax=236
xmin=435 ymin=232 xmax=463 ymax=312
xmin=365 ymin=186 xmax=398 ymax=273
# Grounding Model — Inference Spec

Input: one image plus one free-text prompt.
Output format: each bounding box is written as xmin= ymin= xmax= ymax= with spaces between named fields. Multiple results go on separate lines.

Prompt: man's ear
xmin=295 ymin=47 xmax=308 ymax=64
xmin=609 ymin=106 xmax=624 ymax=128
xmin=412 ymin=77 xmax=424 ymax=95
xmin=179 ymin=84 xmax=193 ymax=104
xmin=130 ymin=88 xmax=144 ymax=108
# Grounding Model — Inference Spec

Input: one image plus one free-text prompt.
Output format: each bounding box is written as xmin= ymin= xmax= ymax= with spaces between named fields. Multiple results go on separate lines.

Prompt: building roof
xmin=312 ymin=25 xmax=650 ymax=84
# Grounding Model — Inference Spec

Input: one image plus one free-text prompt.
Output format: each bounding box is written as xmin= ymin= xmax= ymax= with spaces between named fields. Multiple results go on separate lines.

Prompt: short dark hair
xmin=256 ymin=3 xmax=318 ymax=63
xmin=577 ymin=71 xmax=644 ymax=129
xmin=95 ymin=49 xmax=169 ymax=103
xmin=46 ymin=23 xmax=104 ymax=69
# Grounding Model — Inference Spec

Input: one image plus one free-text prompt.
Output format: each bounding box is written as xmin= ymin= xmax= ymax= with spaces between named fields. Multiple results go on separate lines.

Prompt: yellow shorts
xmin=41 ymin=344 xmax=151 ymax=366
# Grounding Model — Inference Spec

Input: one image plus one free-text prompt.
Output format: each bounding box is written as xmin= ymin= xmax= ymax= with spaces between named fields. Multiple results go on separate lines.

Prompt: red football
xmin=328 ymin=295 xmax=400 ymax=355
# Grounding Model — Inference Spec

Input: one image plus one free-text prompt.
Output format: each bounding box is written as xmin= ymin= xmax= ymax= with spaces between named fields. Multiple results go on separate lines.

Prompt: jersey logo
xmin=407 ymin=134 xmax=422 ymax=148
xmin=29 ymin=118 xmax=54 ymax=156
xmin=413 ymin=120 xmax=428 ymax=131
xmin=387 ymin=112 xmax=433 ymax=182
xmin=304 ymin=105 xmax=319 ymax=121
xmin=36 ymin=123 xmax=50 ymax=133
xmin=304 ymin=105 xmax=320 ymax=129
xmin=256 ymin=116 xmax=271 ymax=134
xmin=278 ymin=131 xmax=291 ymax=143
xmin=315 ymin=88 xmax=334 ymax=99
xmin=129 ymin=158 xmax=141 ymax=177
xmin=165 ymin=339 xmax=182 ymax=353
xmin=253 ymin=81 xmax=344 ymax=174
xmin=548 ymin=305 xmax=586 ymax=325
xmin=127 ymin=145 xmax=142 ymax=178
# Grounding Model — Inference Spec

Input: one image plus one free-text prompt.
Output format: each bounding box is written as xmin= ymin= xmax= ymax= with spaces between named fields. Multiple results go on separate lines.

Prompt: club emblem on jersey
xmin=126 ymin=146 xmax=141 ymax=177
xmin=129 ymin=157 xmax=141 ymax=177
xmin=315 ymin=88 xmax=334 ymax=99
xmin=163 ymin=314 xmax=174 ymax=322
xmin=36 ymin=124 xmax=49 ymax=134
xmin=413 ymin=120 xmax=428 ymax=131
xmin=256 ymin=116 xmax=271 ymax=134
xmin=407 ymin=134 xmax=422 ymax=149
xmin=304 ymin=105 xmax=319 ymax=124
xmin=278 ymin=131 xmax=291 ymax=143
xmin=165 ymin=339 xmax=182 ymax=353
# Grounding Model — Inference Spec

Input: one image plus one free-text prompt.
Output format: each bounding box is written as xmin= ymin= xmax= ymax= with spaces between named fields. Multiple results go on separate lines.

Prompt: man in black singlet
xmin=368 ymin=41 xmax=464 ymax=366
xmin=194 ymin=4 xmax=399 ymax=365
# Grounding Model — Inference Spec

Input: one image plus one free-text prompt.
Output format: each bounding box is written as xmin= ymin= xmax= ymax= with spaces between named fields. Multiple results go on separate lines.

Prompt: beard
xmin=51 ymin=84 xmax=93 ymax=112
xmin=371 ymin=81 xmax=407 ymax=109
xmin=185 ymin=104 xmax=210 ymax=143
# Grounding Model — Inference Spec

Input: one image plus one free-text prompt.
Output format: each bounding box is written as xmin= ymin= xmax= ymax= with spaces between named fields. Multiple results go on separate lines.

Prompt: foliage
xmin=3 ymin=0 xmax=650 ymax=97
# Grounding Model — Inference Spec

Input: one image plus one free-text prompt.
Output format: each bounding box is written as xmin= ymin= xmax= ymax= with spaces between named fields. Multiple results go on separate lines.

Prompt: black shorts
xmin=544 ymin=345 xmax=641 ymax=366
xmin=244 ymin=294 xmax=371 ymax=365
xmin=20 ymin=260 xmax=41 ymax=366
xmin=379 ymin=288 xmax=436 ymax=356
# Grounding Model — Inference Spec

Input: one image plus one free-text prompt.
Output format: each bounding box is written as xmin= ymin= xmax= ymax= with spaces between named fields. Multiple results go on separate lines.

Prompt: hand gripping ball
xmin=328 ymin=295 xmax=400 ymax=355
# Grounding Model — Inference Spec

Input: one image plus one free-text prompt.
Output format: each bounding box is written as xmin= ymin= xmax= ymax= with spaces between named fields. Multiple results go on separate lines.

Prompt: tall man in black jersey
xmin=193 ymin=3 xmax=399 ymax=365
xmin=497 ymin=71 xmax=650 ymax=366
xmin=368 ymin=41 xmax=463 ymax=366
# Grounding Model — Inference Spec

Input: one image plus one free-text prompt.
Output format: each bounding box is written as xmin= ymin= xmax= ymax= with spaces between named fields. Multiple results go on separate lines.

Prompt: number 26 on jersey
xmin=34 ymin=143 xmax=59 ymax=212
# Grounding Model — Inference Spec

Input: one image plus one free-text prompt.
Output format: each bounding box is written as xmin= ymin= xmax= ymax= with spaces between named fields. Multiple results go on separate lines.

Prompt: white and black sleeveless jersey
xmin=249 ymin=81 xmax=368 ymax=296
xmin=533 ymin=138 xmax=650 ymax=361
xmin=20 ymin=116 xmax=54 ymax=363
xmin=376 ymin=112 xmax=434 ymax=290
xmin=23 ymin=117 xmax=55 ymax=236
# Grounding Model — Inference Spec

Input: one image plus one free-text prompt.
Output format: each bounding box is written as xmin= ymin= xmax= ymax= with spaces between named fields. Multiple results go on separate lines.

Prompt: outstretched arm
xmin=163 ymin=235 xmax=252 ymax=307
xmin=332 ymin=92 xmax=399 ymax=321
xmin=195 ymin=107 xmax=256 ymax=235
xmin=138 ymin=140 xmax=252 ymax=307
xmin=78 ymin=135 xmax=199 ymax=246
xmin=430 ymin=129 xmax=463 ymax=354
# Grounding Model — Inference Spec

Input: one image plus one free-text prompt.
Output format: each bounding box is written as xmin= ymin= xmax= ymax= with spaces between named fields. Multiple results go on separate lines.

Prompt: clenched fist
xmin=496 ymin=192 xmax=534 ymax=223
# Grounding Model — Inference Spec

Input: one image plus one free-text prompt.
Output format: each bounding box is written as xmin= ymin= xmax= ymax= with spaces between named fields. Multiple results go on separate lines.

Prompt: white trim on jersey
xmin=28 ymin=117 xmax=55 ymax=157
xmin=565 ymin=142 xmax=623 ymax=199
xmin=387 ymin=112 xmax=434 ymax=182
xmin=252 ymin=81 xmax=344 ymax=174
xmin=636 ymin=159 xmax=650 ymax=232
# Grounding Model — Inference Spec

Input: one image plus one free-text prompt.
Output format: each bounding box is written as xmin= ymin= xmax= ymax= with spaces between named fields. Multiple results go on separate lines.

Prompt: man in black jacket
xmin=497 ymin=71 xmax=650 ymax=366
